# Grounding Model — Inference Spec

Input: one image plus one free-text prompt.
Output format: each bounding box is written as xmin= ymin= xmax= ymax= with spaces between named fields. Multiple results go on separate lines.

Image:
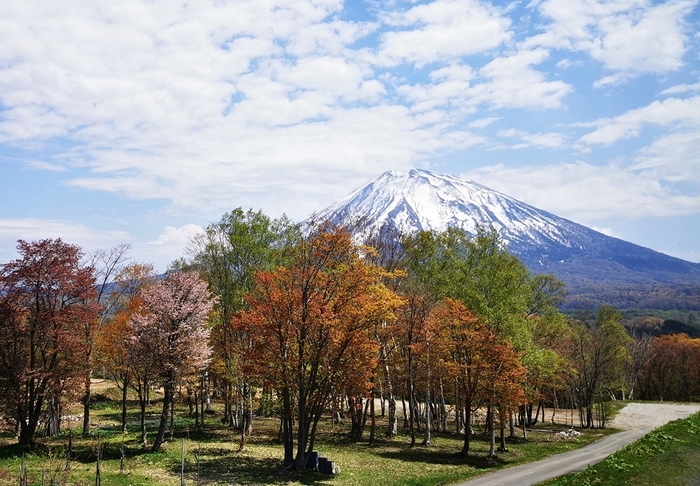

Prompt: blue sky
xmin=1 ymin=0 xmax=699 ymax=271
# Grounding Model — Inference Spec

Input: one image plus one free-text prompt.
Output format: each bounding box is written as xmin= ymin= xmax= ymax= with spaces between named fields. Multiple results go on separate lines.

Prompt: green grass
xmin=543 ymin=411 xmax=700 ymax=486
xmin=0 ymin=387 xmax=617 ymax=486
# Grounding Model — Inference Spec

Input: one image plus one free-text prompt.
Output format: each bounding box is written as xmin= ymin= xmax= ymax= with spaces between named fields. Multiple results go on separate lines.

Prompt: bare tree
xmin=82 ymin=244 xmax=131 ymax=435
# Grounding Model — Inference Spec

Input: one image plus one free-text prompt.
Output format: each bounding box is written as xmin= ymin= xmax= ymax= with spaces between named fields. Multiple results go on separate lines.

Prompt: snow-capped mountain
xmin=319 ymin=168 xmax=587 ymax=251
xmin=315 ymin=169 xmax=700 ymax=308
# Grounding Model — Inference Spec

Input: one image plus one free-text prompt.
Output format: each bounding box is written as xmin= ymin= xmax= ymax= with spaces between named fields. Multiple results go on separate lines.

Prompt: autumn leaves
xmin=0 ymin=216 xmax=565 ymax=466
xmin=234 ymin=223 xmax=403 ymax=469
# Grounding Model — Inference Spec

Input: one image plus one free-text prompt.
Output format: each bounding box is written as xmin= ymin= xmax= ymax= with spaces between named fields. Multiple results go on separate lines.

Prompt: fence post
xmin=180 ymin=438 xmax=186 ymax=486
xmin=95 ymin=435 xmax=101 ymax=486
xmin=120 ymin=432 xmax=126 ymax=473
xmin=19 ymin=452 xmax=27 ymax=486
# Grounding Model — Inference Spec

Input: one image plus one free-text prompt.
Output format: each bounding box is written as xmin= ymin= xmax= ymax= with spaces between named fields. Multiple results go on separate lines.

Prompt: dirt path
xmin=453 ymin=403 xmax=700 ymax=486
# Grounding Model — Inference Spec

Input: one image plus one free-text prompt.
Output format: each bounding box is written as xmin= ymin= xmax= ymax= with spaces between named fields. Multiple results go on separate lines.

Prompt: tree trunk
xmin=488 ymin=402 xmax=496 ymax=458
xmin=381 ymin=344 xmax=398 ymax=436
xmin=139 ymin=397 xmax=147 ymax=445
xmin=422 ymin=387 xmax=431 ymax=446
xmin=307 ymin=411 xmax=323 ymax=458
xmin=498 ymin=407 xmax=507 ymax=451
xmin=369 ymin=391 xmax=376 ymax=446
xmin=169 ymin=394 xmax=175 ymax=439
xmin=379 ymin=382 xmax=385 ymax=417
xmin=401 ymin=397 xmax=409 ymax=429
xmin=455 ymin=383 xmax=462 ymax=435
xmin=152 ymin=392 xmax=170 ymax=452
xmin=152 ymin=383 xmax=173 ymax=452
xmin=281 ymin=388 xmax=294 ymax=469
xmin=138 ymin=376 xmax=149 ymax=446
xmin=121 ymin=381 xmax=128 ymax=434
xmin=44 ymin=395 xmax=61 ymax=437
xmin=18 ymin=418 xmax=37 ymax=449
xmin=439 ymin=379 xmax=447 ymax=433
xmin=82 ymin=371 xmax=91 ymax=435
xmin=461 ymin=400 xmax=472 ymax=456
xmin=194 ymin=388 xmax=200 ymax=432
xmin=409 ymin=393 xmax=416 ymax=447
xmin=294 ymin=396 xmax=309 ymax=471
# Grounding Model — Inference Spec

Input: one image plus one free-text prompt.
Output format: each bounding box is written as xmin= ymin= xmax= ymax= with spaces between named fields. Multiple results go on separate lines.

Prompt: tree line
xmin=0 ymin=207 xmax=679 ymax=472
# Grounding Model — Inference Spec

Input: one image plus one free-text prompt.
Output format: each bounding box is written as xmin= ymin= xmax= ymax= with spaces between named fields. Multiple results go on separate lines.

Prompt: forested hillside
xmin=1 ymin=209 xmax=699 ymax=476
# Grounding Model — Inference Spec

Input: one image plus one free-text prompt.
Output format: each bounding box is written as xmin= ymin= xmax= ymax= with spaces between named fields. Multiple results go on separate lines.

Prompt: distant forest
xmin=560 ymin=283 xmax=700 ymax=313
xmin=561 ymin=284 xmax=700 ymax=337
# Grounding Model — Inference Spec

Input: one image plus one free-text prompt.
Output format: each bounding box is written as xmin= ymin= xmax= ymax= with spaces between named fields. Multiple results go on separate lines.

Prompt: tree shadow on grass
xmin=170 ymin=452 xmax=338 ymax=486
xmin=0 ymin=442 xmax=27 ymax=460
xmin=372 ymin=444 xmax=508 ymax=471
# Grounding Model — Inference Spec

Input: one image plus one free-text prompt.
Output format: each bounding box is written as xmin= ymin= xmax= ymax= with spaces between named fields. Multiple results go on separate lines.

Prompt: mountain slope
xmin=316 ymin=169 xmax=700 ymax=308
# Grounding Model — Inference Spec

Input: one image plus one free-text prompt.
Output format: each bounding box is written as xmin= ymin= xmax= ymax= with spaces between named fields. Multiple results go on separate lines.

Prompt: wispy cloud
xmin=497 ymin=128 xmax=567 ymax=148
xmin=464 ymin=160 xmax=700 ymax=223
xmin=0 ymin=218 xmax=133 ymax=254
xmin=579 ymin=96 xmax=700 ymax=145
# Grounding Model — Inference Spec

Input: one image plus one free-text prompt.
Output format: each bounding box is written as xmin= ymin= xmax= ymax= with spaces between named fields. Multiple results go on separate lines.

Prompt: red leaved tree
xmin=0 ymin=239 xmax=101 ymax=448
xmin=237 ymin=223 xmax=402 ymax=471
xmin=128 ymin=270 xmax=216 ymax=452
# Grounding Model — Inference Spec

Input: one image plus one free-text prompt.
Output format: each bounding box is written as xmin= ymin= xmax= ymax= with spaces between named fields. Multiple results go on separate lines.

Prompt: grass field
xmin=0 ymin=382 xmax=614 ymax=486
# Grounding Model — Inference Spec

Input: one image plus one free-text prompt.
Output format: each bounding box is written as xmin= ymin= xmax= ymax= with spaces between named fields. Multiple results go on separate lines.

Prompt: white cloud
xmin=469 ymin=116 xmax=500 ymax=128
xmin=579 ymin=95 xmax=700 ymax=145
xmin=397 ymin=63 xmax=476 ymax=113
xmin=377 ymin=0 xmax=512 ymax=66
xmin=464 ymin=161 xmax=700 ymax=223
xmin=3 ymin=0 xmax=518 ymax=226
xmin=661 ymin=82 xmax=700 ymax=95
xmin=587 ymin=0 xmax=693 ymax=73
xmin=497 ymin=128 xmax=567 ymax=148
xmin=0 ymin=218 xmax=134 ymax=263
xmin=0 ymin=220 xmax=205 ymax=273
xmin=526 ymin=0 xmax=697 ymax=82
xmin=23 ymin=160 xmax=68 ymax=172
xmin=148 ymin=224 xmax=202 ymax=246
xmin=286 ymin=19 xmax=377 ymax=57
xmin=632 ymin=130 xmax=700 ymax=184
xmin=397 ymin=48 xmax=571 ymax=113
xmin=589 ymin=226 xmax=621 ymax=238
xmin=469 ymin=48 xmax=572 ymax=109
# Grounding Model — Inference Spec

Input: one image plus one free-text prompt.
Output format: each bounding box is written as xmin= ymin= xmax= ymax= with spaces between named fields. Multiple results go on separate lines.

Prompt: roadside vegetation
xmin=544 ymin=411 xmax=700 ymax=486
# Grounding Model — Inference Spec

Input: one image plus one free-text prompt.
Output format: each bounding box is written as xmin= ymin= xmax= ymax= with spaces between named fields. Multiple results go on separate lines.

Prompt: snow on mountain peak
xmin=316 ymin=168 xmax=577 ymax=251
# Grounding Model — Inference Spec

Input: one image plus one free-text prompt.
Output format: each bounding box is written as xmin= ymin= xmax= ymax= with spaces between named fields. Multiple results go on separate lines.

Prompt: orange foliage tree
xmin=394 ymin=285 xmax=436 ymax=447
xmin=236 ymin=223 xmax=402 ymax=471
xmin=430 ymin=299 xmax=525 ymax=456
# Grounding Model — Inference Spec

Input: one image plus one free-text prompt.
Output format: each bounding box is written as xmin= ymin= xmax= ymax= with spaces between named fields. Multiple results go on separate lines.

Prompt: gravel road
xmin=453 ymin=403 xmax=700 ymax=486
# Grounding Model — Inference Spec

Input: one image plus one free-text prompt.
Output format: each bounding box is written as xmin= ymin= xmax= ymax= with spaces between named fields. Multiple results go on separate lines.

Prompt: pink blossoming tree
xmin=129 ymin=270 xmax=216 ymax=452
